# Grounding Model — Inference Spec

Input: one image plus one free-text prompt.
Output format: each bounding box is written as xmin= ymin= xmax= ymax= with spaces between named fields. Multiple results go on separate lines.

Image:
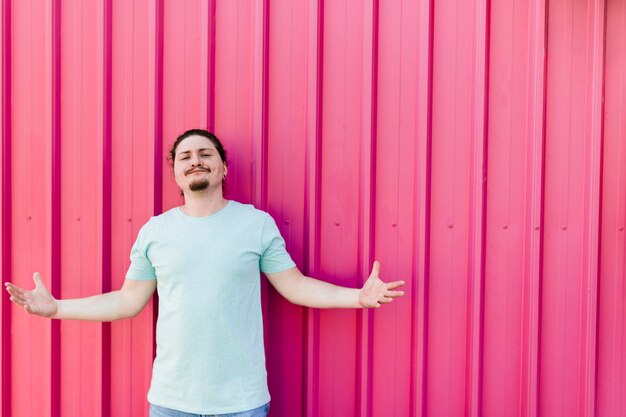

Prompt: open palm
xmin=358 ymin=261 xmax=405 ymax=308
xmin=5 ymin=272 xmax=58 ymax=318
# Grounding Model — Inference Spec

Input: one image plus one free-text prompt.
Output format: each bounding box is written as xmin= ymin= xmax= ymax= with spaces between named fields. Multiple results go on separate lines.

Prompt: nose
xmin=189 ymin=153 xmax=201 ymax=166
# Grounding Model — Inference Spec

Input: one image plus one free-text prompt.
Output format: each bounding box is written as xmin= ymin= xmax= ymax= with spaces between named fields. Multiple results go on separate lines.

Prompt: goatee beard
xmin=189 ymin=178 xmax=210 ymax=192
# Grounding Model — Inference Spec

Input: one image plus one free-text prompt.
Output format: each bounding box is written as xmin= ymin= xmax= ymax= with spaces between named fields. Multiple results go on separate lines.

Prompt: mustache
xmin=185 ymin=166 xmax=210 ymax=175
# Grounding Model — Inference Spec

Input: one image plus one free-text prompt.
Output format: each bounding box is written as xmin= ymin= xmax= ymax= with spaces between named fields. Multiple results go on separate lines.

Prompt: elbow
xmin=283 ymin=295 xmax=302 ymax=307
xmin=124 ymin=306 xmax=144 ymax=320
xmin=282 ymin=276 xmax=309 ymax=307
xmin=117 ymin=289 xmax=151 ymax=320
xmin=129 ymin=308 xmax=144 ymax=319
xmin=109 ymin=305 xmax=142 ymax=321
xmin=280 ymin=290 xmax=312 ymax=307
xmin=274 ymin=286 xmax=305 ymax=306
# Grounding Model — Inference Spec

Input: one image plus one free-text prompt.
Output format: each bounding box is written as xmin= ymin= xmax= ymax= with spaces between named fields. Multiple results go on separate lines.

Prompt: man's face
xmin=173 ymin=135 xmax=228 ymax=194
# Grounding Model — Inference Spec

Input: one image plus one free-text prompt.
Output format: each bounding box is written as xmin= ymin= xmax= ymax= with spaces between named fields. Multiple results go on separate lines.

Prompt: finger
xmin=378 ymin=296 xmax=393 ymax=304
xmin=9 ymin=296 xmax=27 ymax=308
xmin=5 ymin=285 xmax=27 ymax=302
xmin=370 ymin=261 xmax=380 ymax=277
xmin=363 ymin=299 xmax=381 ymax=308
xmin=386 ymin=280 xmax=405 ymax=290
xmin=32 ymin=272 xmax=45 ymax=289
xmin=385 ymin=290 xmax=405 ymax=298
xmin=4 ymin=282 xmax=26 ymax=296
xmin=7 ymin=291 xmax=27 ymax=304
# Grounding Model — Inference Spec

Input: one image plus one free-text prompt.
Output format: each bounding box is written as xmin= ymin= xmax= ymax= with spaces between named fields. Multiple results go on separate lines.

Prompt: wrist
xmin=51 ymin=299 xmax=61 ymax=319
xmin=354 ymin=288 xmax=364 ymax=309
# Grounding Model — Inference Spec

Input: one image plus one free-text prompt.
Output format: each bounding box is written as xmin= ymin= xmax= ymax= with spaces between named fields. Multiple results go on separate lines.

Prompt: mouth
xmin=186 ymin=168 xmax=210 ymax=176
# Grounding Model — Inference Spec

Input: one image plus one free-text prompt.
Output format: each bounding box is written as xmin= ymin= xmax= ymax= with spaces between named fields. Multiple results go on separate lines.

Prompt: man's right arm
xmin=5 ymin=272 xmax=156 ymax=322
xmin=55 ymin=278 xmax=156 ymax=321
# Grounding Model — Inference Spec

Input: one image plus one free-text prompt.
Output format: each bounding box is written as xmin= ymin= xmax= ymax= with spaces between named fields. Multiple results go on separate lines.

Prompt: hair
xmin=169 ymin=129 xmax=228 ymax=166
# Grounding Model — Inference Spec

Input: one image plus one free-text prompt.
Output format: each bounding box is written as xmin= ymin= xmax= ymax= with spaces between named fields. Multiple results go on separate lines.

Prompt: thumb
xmin=32 ymin=272 xmax=45 ymax=289
xmin=370 ymin=261 xmax=380 ymax=277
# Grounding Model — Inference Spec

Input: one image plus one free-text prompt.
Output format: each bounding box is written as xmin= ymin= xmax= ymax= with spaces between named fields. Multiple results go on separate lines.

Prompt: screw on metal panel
xmin=127 ymin=218 xmax=132 ymax=223
xmin=334 ymin=222 xmax=340 ymax=227
xmin=502 ymin=225 xmax=508 ymax=229
xmin=392 ymin=223 xmax=397 ymax=228
xmin=619 ymin=226 xmax=624 ymax=231
xmin=447 ymin=223 xmax=453 ymax=229
xmin=27 ymin=216 xmax=31 ymax=221
xmin=561 ymin=225 xmax=567 ymax=230
xmin=76 ymin=217 xmax=81 ymax=222
xmin=534 ymin=226 xmax=540 ymax=230
xmin=284 ymin=220 xmax=290 ymax=225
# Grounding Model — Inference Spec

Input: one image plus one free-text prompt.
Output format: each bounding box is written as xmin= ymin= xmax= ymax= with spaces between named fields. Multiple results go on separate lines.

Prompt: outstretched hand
xmin=358 ymin=261 xmax=405 ymax=308
xmin=4 ymin=272 xmax=58 ymax=318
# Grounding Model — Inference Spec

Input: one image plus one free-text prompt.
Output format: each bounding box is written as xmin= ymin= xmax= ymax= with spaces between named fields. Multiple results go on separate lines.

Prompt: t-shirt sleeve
xmin=260 ymin=214 xmax=296 ymax=274
xmin=126 ymin=224 xmax=157 ymax=280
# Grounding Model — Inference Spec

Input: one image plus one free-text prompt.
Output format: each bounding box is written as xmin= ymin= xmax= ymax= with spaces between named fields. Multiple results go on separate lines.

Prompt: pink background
xmin=1 ymin=0 xmax=625 ymax=416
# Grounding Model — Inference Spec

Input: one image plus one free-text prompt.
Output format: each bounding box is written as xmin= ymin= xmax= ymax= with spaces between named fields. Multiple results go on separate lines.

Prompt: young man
xmin=5 ymin=129 xmax=405 ymax=417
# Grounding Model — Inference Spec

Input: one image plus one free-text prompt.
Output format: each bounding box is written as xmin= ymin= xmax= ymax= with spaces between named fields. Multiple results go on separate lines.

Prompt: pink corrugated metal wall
xmin=1 ymin=0 xmax=625 ymax=416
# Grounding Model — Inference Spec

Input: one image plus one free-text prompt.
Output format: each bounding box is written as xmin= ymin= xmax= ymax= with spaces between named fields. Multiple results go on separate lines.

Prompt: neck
xmin=180 ymin=187 xmax=227 ymax=217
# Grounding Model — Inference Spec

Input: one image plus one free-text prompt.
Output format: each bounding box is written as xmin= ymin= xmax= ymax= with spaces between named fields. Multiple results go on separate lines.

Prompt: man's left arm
xmin=265 ymin=261 xmax=404 ymax=309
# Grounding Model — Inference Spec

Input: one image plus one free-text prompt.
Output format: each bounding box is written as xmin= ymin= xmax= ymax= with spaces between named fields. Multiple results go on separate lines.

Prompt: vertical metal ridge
xmin=477 ymin=0 xmax=491 ymax=415
xmin=368 ymin=0 xmax=379 ymax=273
xmin=355 ymin=0 xmax=378 ymax=416
xmin=251 ymin=0 xmax=270 ymax=210
xmin=50 ymin=1 xmax=62 ymax=416
xmin=152 ymin=0 xmax=164 ymax=359
xmin=418 ymin=0 xmax=436 ymax=415
xmin=409 ymin=0 xmax=434 ymax=415
xmin=592 ymin=5 xmax=609 ymax=416
xmin=1 ymin=0 xmax=11 ymax=414
xmin=409 ymin=1 xmax=417 ymax=410
xmin=465 ymin=0 xmax=490 ymax=414
xmin=260 ymin=0 xmax=270 ymax=211
xmin=583 ymin=1 xmax=607 ymax=415
xmin=153 ymin=0 xmax=163 ymax=217
xmin=303 ymin=1 xmax=323 ymax=416
xmin=521 ymin=0 xmax=547 ymax=416
xmin=303 ymin=0 xmax=324 ymax=282
xmin=206 ymin=0 xmax=216 ymax=132
xmin=101 ymin=1 xmax=113 ymax=416
xmin=253 ymin=0 xmax=270 ymax=364
xmin=535 ymin=0 xmax=550 ymax=412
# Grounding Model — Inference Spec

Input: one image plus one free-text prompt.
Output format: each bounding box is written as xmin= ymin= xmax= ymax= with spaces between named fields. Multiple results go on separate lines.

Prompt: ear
xmin=223 ymin=164 xmax=228 ymax=177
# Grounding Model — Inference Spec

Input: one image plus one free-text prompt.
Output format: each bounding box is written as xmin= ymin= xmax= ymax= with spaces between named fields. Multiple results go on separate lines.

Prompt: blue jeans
xmin=149 ymin=402 xmax=269 ymax=417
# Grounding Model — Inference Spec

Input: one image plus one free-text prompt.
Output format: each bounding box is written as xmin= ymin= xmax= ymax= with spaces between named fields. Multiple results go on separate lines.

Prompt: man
xmin=5 ymin=129 xmax=405 ymax=417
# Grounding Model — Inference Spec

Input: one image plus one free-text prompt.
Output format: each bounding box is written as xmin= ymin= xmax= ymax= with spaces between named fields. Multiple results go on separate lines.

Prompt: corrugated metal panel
xmin=1 ymin=1 xmax=624 ymax=416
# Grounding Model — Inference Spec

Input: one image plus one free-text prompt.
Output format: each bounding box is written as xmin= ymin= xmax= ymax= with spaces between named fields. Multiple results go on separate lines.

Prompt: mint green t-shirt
xmin=126 ymin=201 xmax=295 ymax=414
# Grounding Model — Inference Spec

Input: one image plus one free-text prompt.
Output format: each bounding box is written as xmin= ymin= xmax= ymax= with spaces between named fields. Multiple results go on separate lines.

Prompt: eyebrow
xmin=177 ymin=148 xmax=215 ymax=156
